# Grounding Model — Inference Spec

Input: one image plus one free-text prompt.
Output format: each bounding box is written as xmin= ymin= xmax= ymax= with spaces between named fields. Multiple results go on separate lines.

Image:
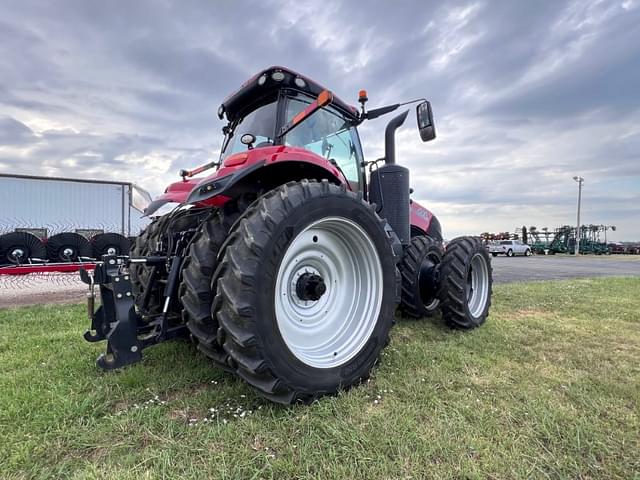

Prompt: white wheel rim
xmin=467 ymin=253 xmax=489 ymax=318
xmin=274 ymin=216 xmax=383 ymax=369
xmin=10 ymin=248 xmax=25 ymax=260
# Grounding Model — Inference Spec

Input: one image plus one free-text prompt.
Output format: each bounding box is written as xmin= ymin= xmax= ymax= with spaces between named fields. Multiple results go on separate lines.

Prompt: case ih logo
xmin=415 ymin=207 xmax=430 ymax=220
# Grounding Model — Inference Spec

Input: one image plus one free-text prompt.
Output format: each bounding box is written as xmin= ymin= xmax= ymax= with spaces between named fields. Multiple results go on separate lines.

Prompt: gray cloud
xmin=0 ymin=117 xmax=36 ymax=145
xmin=0 ymin=0 xmax=638 ymax=240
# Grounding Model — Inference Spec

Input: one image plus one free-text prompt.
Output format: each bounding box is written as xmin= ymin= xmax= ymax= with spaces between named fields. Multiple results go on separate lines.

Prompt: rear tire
xmin=491 ymin=252 xmax=498 ymax=257
xmin=438 ymin=236 xmax=492 ymax=329
xmin=180 ymin=196 xmax=254 ymax=369
xmin=399 ymin=235 xmax=443 ymax=318
xmin=506 ymin=249 xmax=514 ymax=257
xmin=209 ymin=180 xmax=399 ymax=404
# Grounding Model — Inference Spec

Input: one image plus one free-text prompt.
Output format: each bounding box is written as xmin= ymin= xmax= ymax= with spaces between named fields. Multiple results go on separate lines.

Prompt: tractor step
xmin=81 ymin=254 xmax=188 ymax=370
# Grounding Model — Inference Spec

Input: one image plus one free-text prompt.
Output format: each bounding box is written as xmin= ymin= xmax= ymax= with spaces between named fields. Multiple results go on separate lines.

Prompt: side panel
xmin=0 ymin=176 xmax=127 ymax=235
xmin=410 ymin=201 xmax=433 ymax=234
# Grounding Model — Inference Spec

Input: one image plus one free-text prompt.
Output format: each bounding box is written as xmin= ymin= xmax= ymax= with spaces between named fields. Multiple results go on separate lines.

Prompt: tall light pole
xmin=573 ymin=176 xmax=584 ymax=255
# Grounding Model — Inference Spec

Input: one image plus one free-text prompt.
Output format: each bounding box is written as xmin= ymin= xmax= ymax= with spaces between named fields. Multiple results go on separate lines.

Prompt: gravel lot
xmin=1 ymin=255 xmax=639 ymax=308
xmin=0 ymin=273 xmax=86 ymax=308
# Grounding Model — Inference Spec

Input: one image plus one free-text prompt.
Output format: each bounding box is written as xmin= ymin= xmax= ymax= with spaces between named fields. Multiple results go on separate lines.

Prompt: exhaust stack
xmin=384 ymin=110 xmax=409 ymax=164
xmin=369 ymin=110 xmax=411 ymax=245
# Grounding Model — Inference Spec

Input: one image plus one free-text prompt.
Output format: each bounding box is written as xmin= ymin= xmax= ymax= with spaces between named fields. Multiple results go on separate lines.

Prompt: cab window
xmin=222 ymin=99 xmax=277 ymax=160
xmin=285 ymin=95 xmax=362 ymax=189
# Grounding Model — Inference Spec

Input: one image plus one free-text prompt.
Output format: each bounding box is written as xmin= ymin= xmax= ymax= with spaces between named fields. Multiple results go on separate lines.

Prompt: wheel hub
xmin=295 ymin=272 xmax=327 ymax=301
xmin=10 ymin=248 xmax=25 ymax=260
xmin=418 ymin=256 xmax=440 ymax=307
xmin=62 ymin=247 xmax=75 ymax=259
xmin=107 ymin=247 xmax=117 ymax=255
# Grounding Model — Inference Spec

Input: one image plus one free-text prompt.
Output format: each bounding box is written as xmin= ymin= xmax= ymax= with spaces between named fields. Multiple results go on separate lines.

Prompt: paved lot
xmin=491 ymin=255 xmax=640 ymax=283
xmin=1 ymin=255 xmax=639 ymax=308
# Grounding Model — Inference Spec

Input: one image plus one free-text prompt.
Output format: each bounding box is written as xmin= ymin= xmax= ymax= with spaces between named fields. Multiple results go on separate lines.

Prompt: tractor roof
xmin=220 ymin=66 xmax=359 ymax=122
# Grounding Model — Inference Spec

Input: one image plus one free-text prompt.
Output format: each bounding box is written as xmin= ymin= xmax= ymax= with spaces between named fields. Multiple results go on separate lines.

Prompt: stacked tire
xmin=145 ymin=180 xmax=494 ymax=404
xmin=398 ymin=235 xmax=492 ymax=329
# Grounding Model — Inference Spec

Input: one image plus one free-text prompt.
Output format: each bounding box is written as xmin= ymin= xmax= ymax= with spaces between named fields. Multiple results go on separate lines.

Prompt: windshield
xmin=222 ymin=99 xmax=278 ymax=160
xmin=284 ymin=96 xmax=362 ymax=188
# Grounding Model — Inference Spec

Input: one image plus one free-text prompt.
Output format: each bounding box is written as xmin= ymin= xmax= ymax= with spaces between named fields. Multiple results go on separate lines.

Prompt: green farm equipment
xmin=526 ymin=224 xmax=612 ymax=255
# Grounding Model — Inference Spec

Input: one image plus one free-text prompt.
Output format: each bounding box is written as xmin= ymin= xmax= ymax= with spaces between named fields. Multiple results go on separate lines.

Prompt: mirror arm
xmin=362 ymin=98 xmax=428 ymax=121
xmin=365 ymin=104 xmax=400 ymax=120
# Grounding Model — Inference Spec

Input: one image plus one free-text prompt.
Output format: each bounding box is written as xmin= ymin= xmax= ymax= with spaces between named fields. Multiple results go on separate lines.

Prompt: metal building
xmin=0 ymin=173 xmax=151 ymax=238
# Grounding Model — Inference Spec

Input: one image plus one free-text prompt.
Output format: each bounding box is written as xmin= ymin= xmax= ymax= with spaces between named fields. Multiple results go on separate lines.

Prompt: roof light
xmin=217 ymin=105 xmax=225 ymax=119
xmin=271 ymin=71 xmax=285 ymax=82
xmin=294 ymin=77 xmax=306 ymax=88
xmin=257 ymin=74 xmax=267 ymax=86
xmin=359 ymin=90 xmax=368 ymax=102
xmin=317 ymin=90 xmax=333 ymax=107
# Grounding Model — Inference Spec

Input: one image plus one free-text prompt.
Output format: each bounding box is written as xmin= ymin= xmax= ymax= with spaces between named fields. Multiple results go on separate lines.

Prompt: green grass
xmin=1 ymin=278 xmax=639 ymax=479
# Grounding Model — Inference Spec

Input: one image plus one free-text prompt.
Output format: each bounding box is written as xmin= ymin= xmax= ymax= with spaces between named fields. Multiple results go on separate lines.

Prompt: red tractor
xmin=82 ymin=67 xmax=492 ymax=404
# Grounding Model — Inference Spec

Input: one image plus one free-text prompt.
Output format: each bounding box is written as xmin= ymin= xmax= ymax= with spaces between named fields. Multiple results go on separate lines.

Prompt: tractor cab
xmin=217 ymin=67 xmax=364 ymax=191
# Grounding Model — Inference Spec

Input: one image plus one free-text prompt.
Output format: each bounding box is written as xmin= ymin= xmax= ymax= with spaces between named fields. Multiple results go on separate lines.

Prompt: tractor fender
xmin=186 ymin=148 xmax=345 ymax=206
xmin=187 ymin=160 xmax=345 ymax=205
xmin=145 ymin=146 xmax=346 ymax=216
xmin=410 ymin=201 xmax=442 ymax=242
xmin=144 ymin=180 xmax=196 ymax=216
xmin=185 ymin=160 xmax=267 ymax=205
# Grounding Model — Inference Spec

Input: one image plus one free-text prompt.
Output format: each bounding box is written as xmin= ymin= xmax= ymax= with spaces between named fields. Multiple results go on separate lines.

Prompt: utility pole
xmin=573 ymin=176 xmax=584 ymax=255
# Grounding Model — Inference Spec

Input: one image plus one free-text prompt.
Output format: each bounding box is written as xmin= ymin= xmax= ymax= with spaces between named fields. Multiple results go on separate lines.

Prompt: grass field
xmin=1 ymin=278 xmax=639 ymax=479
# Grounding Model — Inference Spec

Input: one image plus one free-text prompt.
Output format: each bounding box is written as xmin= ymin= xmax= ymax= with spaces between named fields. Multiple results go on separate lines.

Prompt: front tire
xmin=130 ymin=209 xmax=206 ymax=316
xmin=211 ymin=180 xmax=399 ymax=404
xmin=438 ymin=237 xmax=492 ymax=329
xmin=525 ymin=248 xmax=532 ymax=257
xmin=131 ymin=215 xmax=172 ymax=315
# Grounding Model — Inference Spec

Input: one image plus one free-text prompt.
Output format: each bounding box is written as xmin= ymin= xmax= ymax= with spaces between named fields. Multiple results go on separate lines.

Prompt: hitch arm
xmin=82 ymin=256 xmax=142 ymax=369
xmin=82 ymin=254 xmax=189 ymax=371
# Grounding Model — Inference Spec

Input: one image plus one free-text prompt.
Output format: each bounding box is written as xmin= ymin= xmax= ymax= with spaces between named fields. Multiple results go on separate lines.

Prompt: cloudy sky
xmin=1 ymin=0 xmax=639 ymax=240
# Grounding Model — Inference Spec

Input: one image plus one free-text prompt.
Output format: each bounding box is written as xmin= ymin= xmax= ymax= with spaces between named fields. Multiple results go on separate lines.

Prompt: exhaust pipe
xmin=384 ymin=110 xmax=409 ymax=164
xmin=369 ymin=109 xmax=411 ymax=245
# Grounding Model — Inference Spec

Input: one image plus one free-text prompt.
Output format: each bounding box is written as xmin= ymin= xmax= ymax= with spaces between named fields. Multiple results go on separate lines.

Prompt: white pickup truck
xmin=487 ymin=240 xmax=532 ymax=257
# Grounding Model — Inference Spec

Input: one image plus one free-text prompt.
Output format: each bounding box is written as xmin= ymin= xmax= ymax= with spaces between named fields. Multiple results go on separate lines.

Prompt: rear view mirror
xmin=417 ymin=101 xmax=436 ymax=142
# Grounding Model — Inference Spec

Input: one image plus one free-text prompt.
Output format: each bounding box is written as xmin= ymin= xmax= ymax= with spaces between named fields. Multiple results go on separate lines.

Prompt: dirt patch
xmin=0 ymin=273 xmax=86 ymax=308
xmin=514 ymin=309 xmax=549 ymax=318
